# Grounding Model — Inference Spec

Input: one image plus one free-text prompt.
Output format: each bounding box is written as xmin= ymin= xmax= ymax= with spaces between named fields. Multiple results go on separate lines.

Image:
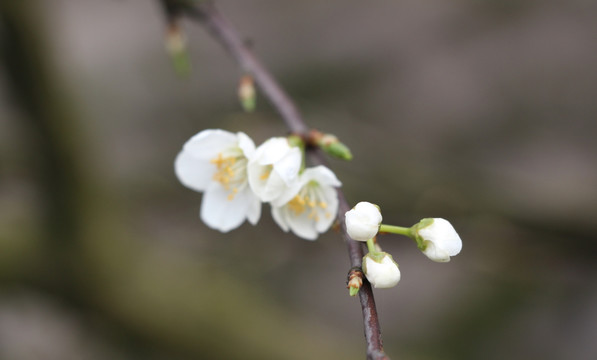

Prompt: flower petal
xmin=246 ymin=187 xmax=262 ymax=225
xmin=273 ymin=146 xmax=301 ymax=185
xmin=285 ymin=209 xmax=318 ymax=240
xmin=315 ymin=187 xmax=339 ymax=233
xmin=237 ymin=132 xmax=256 ymax=159
xmin=255 ymin=137 xmax=290 ymax=165
xmin=271 ymin=206 xmax=290 ymax=232
xmin=183 ymin=129 xmax=238 ymax=160
xmin=252 ymin=170 xmax=292 ymax=203
xmin=422 ymin=241 xmax=451 ymax=262
xmin=270 ymin=177 xmax=303 ymax=208
xmin=174 ymin=150 xmax=214 ymax=192
xmin=248 ymin=137 xmax=302 ymax=202
xmin=303 ymin=165 xmax=342 ymax=187
xmin=200 ymin=182 xmax=253 ymax=232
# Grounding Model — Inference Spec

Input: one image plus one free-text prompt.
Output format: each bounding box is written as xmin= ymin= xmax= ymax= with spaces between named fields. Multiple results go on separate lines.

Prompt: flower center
xmin=286 ymin=183 xmax=331 ymax=222
xmin=210 ymin=152 xmax=248 ymax=200
xmin=259 ymin=165 xmax=272 ymax=181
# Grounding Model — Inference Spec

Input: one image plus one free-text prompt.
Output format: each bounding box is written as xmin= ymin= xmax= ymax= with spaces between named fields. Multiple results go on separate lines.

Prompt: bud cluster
xmin=344 ymin=201 xmax=462 ymax=293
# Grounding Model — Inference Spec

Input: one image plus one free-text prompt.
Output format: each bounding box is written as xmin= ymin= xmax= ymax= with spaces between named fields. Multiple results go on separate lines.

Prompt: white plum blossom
xmin=363 ymin=252 xmax=401 ymax=288
xmin=247 ymin=137 xmax=302 ymax=203
xmin=271 ymin=166 xmax=341 ymax=240
xmin=414 ymin=218 xmax=462 ymax=262
xmin=175 ymin=129 xmax=261 ymax=232
xmin=345 ymin=202 xmax=383 ymax=241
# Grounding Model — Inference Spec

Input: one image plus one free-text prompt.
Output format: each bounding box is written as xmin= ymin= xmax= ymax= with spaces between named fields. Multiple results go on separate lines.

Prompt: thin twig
xmin=184 ymin=3 xmax=308 ymax=135
xmin=161 ymin=1 xmax=390 ymax=359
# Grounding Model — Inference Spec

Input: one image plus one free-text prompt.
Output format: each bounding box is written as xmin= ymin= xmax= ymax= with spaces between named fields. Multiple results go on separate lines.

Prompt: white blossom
xmin=271 ymin=166 xmax=341 ymax=240
xmin=363 ymin=252 xmax=401 ymax=288
xmin=174 ymin=129 xmax=261 ymax=232
xmin=345 ymin=202 xmax=382 ymax=241
xmin=247 ymin=137 xmax=302 ymax=203
xmin=415 ymin=218 xmax=462 ymax=262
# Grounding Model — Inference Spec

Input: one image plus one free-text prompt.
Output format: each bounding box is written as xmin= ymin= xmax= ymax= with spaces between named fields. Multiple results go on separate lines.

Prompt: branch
xmin=161 ymin=1 xmax=390 ymax=359
xmin=183 ymin=2 xmax=308 ymax=135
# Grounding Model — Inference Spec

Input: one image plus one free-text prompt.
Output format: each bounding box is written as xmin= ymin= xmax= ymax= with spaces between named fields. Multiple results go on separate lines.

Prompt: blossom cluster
xmin=175 ymin=129 xmax=341 ymax=240
xmin=174 ymin=129 xmax=463 ymax=295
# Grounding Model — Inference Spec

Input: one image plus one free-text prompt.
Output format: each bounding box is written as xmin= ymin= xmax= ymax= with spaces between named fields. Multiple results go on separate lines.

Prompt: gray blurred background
xmin=1 ymin=0 xmax=596 ymax=359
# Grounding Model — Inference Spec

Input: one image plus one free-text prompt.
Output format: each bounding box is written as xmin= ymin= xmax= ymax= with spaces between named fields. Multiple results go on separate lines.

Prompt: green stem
xmin=379 ymin=224 xmax=412 ymax=237
xmin=366 ymin=238 xmax=377 ymax=254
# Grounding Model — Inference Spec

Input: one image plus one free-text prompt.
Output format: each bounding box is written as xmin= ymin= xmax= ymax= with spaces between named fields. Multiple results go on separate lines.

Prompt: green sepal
xmin=363 ymin=251 xmax=387 ymax=267
xmin=411 ymin=218 xmax=434 ymax=250
xmin=322 ymin=141 xmax=352 ymax=160
xmin=311 ymin=132 xmax=353 ymax=160
xmin=287 ymin=134 xmax=304 ymax=148
xmin=241 ymin=96 xmax=256 ymax=112
xmin=349 ymin=287 xmax=360 ymax=297
xmin=170 ymin=50 xmax=191 ymax=77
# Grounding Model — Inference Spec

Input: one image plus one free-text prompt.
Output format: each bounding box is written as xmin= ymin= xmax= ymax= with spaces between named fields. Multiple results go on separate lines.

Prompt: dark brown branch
xmin=162 ymin=1 xmax=389 ymax=359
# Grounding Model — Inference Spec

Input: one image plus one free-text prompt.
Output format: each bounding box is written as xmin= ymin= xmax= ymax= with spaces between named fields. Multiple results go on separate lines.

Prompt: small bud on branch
xmin=238 ymin=74 xmax=256 ymax=112
xmin=165 ymin=21 xmax=191 ymax=76
xmin=308 ymin=130 xmax=353 ymax=160
xmin=347 ymin=267 xmax=364 ymax=297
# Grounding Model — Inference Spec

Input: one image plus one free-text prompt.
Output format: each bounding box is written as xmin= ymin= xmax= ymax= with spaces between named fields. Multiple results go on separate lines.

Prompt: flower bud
xmin=320 ymin=134 xmax=353 ymax=160
xmin=309 ymin=130 xmax=353 ymax=160
xmin=238 ymin=74 xmax=256 ymax=112
xmin=362 ymin=252 xmax=400 ymax=289
xmin=347 ymin=268 xmax=363 ymax=297
xmin=412 ymin=218 xmax=462 ymax=262
xmin=165 ymin=22 xmax=191 ymax=76
xmin=345 ymin=202 xmax=382 ymax=241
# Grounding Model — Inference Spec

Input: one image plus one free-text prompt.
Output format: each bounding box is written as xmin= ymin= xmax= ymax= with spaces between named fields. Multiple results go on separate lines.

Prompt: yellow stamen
xmin=210 ymin=154 xmax=220 ymax=164
xmin=260 ymin=169 xmax=271 ymax=180
xmin=210 ymin=152 xmax=247 ymax=200
xmin=288 ymin=195 xmax=306 ymax=215
xmin=284 ymin=184 xmax=330 ymax=223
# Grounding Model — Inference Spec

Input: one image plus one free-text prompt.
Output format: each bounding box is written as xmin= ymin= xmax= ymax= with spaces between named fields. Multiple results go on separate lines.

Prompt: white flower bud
xmin=414 ymin=218 xmax=462 ymax=262
xmin=362 ymin=252 xmax=400 ymax=289
xmin=345 ymin=202 xmax=382 ymax=241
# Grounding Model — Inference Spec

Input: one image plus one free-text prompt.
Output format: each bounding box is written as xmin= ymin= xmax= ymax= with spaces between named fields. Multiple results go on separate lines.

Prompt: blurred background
xmin=1 ymin=0 xmax=596 ymax=359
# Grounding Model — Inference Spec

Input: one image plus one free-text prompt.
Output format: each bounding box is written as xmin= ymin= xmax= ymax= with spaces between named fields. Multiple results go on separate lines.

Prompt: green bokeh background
xmin=1 ymin=1 xmax=596 ymax=359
